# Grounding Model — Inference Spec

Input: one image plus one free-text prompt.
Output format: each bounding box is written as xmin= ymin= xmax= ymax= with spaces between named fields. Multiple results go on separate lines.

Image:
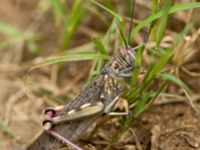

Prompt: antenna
xmin=128 ymin=0 xmax=136 ymax=45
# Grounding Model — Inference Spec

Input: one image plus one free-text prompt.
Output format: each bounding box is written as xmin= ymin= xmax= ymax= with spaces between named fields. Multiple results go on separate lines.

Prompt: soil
xmin=0 ymin=0 xmax=200 ymax=150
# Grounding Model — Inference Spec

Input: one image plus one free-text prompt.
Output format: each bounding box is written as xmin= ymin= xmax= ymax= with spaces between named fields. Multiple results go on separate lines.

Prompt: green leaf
xmin=148 ymin=91 xmax=180 ymax=98
xmin=0 ymin=39 xmax=18 ymax=49
xmin=128 ymin=47 xmax=173 ymax=100
xmin=130 ymin=2 xmax=200 ymax=39
xmin=160 ymin=73 xmax=191 ymax=93
xmin=0 ymin=22 xmax=22 ymax=36
xmin=130 ymin=45 xmax=143 ymax=89
xmin=31 ymin=53 xmax=109 ymax=70
xmin=62 ymin=0 xmax=86 ymax=50
xmin=92 ymin=37 xmax=108 ymax=56
xmin=155 ymin=0 xmax=174 ymax=46
xmin=91 ymin=0 xmax=123 ymax=22
xmin=151 ymin=0 xmax=159 ymax=15
xmin=132 ymin=92 xmax=151 ymax=116
xmin=0 ymin=116 xmax=16 ymax=139
xmin=27 ymin=41 xmax=42 ymax=56
xmin=49 ymin=0 xmax=66 ymax=23
xmin=0 ymin=23 xmax=24 ymax=50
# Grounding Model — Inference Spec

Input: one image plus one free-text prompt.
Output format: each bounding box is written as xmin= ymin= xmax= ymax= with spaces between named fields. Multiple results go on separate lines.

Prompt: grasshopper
xmin=40 ymin=0 xmax=147 ymax=150
xmin=42 ymin=44 xmax=144 ymax=150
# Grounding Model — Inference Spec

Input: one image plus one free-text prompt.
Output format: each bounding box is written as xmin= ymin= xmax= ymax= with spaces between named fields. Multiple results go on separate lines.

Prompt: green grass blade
xmin=118 ymin=20 xmax=127 ymax=45
xmin=87 ymin=19 xmax=118 ymax=83
xmin=88 ymin=37 xmax=109 ymax=79
xmin=132 ymin=92 xmax=151 ymax=116
xmin=0 ymin=22 xmax=22 ymax=36
xmin=91 ymin=0 xmax=123 ymax=22
xmin=0 ymin=39 xmax=20 ymax=49
xmin=130 ymin=45 xmax=143 ymax=89
xmin=62 ymin=0 xmax=86 ymax=50
xmin=49 ymin=0 xmax=66 ymax=23
xmin=0 ymin=116 xmax=16 ymax=139
xmin=151 ymin=0 xmax=159 ymax=15
xmin=148 ymin=91 xmax=181 ymax=98
xmin=130 ymin=2 xmax=200 ymax=39
xmin=160 ymin=73 xmax=191 ymax=93
xmin=0 ymin=23 xmax=33 ymax=50
xmin=128 ymin=47 xmax=173 ymax=100
xmin=107 ymin=18 xmax=119 ymax=48
xmin=128 ymin=21 xmax=192 ymax=100
xmin=92 ymin=37 xmax=108 ymax=56
xmin=155 ymin=0 xmax=174 ymax=46
xmin=30 ymin=53 xmax=109 ymax=70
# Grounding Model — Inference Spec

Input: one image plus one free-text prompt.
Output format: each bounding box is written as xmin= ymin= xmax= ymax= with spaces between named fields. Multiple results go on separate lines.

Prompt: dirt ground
xmin=0 ymin=0 xmax=200 ymax=150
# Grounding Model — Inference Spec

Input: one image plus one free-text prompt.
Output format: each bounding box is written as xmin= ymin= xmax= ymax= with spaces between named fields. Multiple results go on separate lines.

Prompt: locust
xmin=40 ymin=0 xmax=147 ymax=150
xmin=42 ymin=44 xmax=144 ymax=150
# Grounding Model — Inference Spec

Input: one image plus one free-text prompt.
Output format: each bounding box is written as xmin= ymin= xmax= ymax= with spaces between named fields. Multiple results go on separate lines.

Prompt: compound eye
xmin=118 ymin=48 xmax=127 ymax=59
xmin=111 ymin=62 xmax=119 ymax=71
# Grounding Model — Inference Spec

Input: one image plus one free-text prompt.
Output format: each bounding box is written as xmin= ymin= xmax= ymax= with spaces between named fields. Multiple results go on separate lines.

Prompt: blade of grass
xmin=0 ymin=22 xmax=22 ymax=36
xmin=61 ymin=0 xmax=87 ymax=51
xmin=87 ymin=37 xmax=109 ymax=82
xmin=128 ymin=47 xmax=173 ymax=100
xmin=147 ymin=91 xmax=181 ymax=98
xmin=0 ymin=23 xmax=24 ymax=49
xmin=132 ymin=92 xmax=151 ymax=116
xmin=87 ymin=19 xmax=117 ymax=84
xmin=49 ymin=0 xmax=66 ymax=24
xmin=87 ymin=60 xmax=98 ymax=85
xmin=155 ymin=0 xmax=174 ymax=46
xmin=151 ymin=0 xmax=159 ymax=15
xmin=143 ymin=80 xmax=167 ymax=112
xmin=85 ymin=6 xmax=107 ymax=25
xmin=91 ymin=0 xmax=123 ymax=22
xmin=130 ymin=2 xmax=200 ymax=39
xmin=160 ymin=73 xmax=191 ymax=93
xmin=87 ymin=18 xmax=120 ymax=82
xmin=0 ymin=116 xmax=16 ymax=139
xmin=92 ymin=37 xmax=108 ymax=56
xmin=128 ymin=22 xmax=192 ymax=100
xmin=117 ymin=20 xmax=127 ymax=45
xmin=88 ymin=3 xmax=126 ymax=46
xmin=0 ymin=39 xmax=21 ymax=49
xmin=159 ymin=72 xmax=197 ymax=111
xmin=0 ymin=22 xmax=43 ymax=53
xmin=149 ymin=0 xmax=161 ymax=40
xmin=92 ymin=37 xmax=109 ymax=73
xmin=30 ymin=52 xmax=109 ymax=71
xmin=130 ymin=45 xmax=143 ymax=89
xmin=107 ymin=18 xmax=120 ymax=49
